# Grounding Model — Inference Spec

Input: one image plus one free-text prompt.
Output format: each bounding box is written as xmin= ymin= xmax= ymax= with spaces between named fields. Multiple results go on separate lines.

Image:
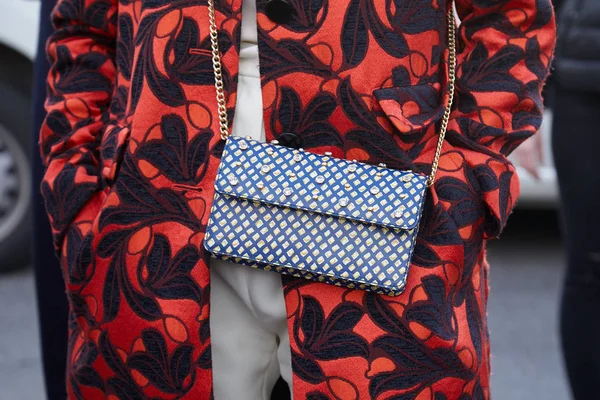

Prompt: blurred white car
xmin=0 ymin=0 xmax=557 ymax=271
xmin=0 ymin=0 xmax=40 ymax=61
xmin=0 ymin=0 xmax=39 ymax=270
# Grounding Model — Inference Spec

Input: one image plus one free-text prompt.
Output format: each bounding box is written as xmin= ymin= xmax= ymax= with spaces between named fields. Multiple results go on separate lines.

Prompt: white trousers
xmin=209 ymin=46 xmax=293 ymax=398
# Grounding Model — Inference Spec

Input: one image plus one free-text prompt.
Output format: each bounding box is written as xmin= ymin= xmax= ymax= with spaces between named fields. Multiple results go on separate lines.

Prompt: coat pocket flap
xmin=214 ymin=137 xmax=427 ymax=230
xmin=373 ymin=83 xmax=445 ymax=134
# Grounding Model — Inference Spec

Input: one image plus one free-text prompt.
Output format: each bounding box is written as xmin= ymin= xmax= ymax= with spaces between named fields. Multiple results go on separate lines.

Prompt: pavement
xmin=0 ymin=210 xmax=572 ymax=400
xmin=0 ymin=268 xmax=45 ymax=400
xmin=487 ymin=211 xmax=571 ymax=400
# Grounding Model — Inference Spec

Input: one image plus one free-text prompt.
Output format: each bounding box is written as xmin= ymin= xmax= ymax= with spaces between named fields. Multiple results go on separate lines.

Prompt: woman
xmin=39 ymin=0 xmax=555 ymax=398
xmin=552 ymin=0 xmax=600 ymax=397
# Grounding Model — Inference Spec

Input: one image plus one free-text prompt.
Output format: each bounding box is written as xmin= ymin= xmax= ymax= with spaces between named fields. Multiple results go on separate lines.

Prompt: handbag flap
xmin=214 ymin=136 xmax=427 ymax=230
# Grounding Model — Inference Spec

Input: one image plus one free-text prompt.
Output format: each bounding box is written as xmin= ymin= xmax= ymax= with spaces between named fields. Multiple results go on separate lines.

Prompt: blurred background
xmin=0 ymin=0 xmax=583 ymax=399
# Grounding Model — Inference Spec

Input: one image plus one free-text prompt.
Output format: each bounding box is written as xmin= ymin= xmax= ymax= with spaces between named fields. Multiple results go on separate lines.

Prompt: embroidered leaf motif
xmin=273 ymin=88 xmax=342 ymax=148
xmin=405 ymin=276 xmax=456 ymax=340
xmin=436 ymin=177 xmax=485 ymax=228
xmin=292 ymin=351 xmax=326 ymax=384
xmin=299 ymin=297 xmax=368 ymax=360
xmin=137 ymin=114 xmax=212 ymax=183
xmin=341 ymin=0 xmax=368 ymax=66
xmin=144 ymin=234 xmax=204 ymax=303
xmin=127 ymin=329 xmax=195 ymax=395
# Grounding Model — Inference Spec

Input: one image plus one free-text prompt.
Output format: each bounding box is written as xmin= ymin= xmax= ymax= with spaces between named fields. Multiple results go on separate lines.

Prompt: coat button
xmin=265 ymin=0 xmax=293 ymax=24
xmin=277 ymin=132 xmax=302 ymax=149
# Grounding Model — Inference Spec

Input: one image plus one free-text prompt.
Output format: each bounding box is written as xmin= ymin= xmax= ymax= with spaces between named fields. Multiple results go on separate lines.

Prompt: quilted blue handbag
xmin=204 ymin=2 xmax=456 ymax=295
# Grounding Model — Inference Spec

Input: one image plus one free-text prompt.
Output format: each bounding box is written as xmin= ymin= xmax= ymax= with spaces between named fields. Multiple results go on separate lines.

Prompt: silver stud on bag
xmin=402 ymin=175 xmax=412 ymax=182
xmin=245 ymin=135 xmax=252 ymax=140
xmin=400 ymin=193 xmax=408 ymax=199
xmin=324 ymin=152 xmax=332 ymax=156
xmin=379 ymin=163 xmax=387 ymax=168
xmin=266 ymin=148 xmax=274 ymax=155
xmin=316 ymin=176 xmax=325 ymax=184
xmin=238 ymin=140 xmax=248 ymax=150
xmin=229 ymin=176 xmax=239 ymax=186
xmin=261 ymin=165 xmax=271 ymax=174
xmin=283 ymin=187 xmax=293 ymax=197
xmin=393 ymin=210 xmax=403 ymax=219
xmin=257 ymin=182 xmax=265 ymax=190
xmin=271 ymin=140 xmax=279 ymax=145
xmin=289 ymin=172 xmax=296 ymax=178
xmin=345 ymin=183 xmax=352 ymax=189
xmin=339 ymin=198 xmax=349 ymax=207
xmin=370 ymin=187 xmax=380 ymax=195
xmin=235 ymin=161 xmax=242 ymax=167
xmin=312 ymin=192 xmax=319 ymax=200
xmin=348 ymin=164 xmax=357 ymax=173
xmin=293 ymin=153 xmax=302 ymax=162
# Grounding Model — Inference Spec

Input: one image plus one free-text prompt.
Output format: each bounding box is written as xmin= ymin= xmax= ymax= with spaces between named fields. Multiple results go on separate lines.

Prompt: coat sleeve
xmin=39 ymin=0 xmax=118 ymax=253
xmin=445 ymin=0 xmax=556 ymax=237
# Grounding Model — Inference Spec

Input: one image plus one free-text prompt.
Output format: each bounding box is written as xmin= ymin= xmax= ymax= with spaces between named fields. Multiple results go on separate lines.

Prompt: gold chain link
xmin=207 ymin=2 xmax=456 ymax=185
xmin=427 ymin=9 xmax=457 ymax=187
xmin=208 ymin=0 xmax=230 ymax=140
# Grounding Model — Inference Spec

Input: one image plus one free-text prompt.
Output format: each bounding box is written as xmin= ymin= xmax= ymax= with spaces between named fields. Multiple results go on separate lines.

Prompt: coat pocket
xmin=373 ymin=83 xmax=501 ymax=238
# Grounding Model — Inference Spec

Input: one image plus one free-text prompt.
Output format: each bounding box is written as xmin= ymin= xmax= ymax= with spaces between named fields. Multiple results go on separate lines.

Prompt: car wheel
xmin=0 ymin=51 xmax=32 ymax=272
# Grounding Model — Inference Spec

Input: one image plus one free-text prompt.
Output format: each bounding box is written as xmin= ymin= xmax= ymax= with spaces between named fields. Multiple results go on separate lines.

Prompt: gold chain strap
xmin=208 ymin=0 xmax=229 ymax=140
xmin=427 ymin=9 xmax=457 ymax=186
xmin=207 ymin=1 xmax=456 ymax=186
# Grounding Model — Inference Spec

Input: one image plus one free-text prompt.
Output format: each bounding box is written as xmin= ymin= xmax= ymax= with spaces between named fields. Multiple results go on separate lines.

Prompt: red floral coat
xmin=40 ymin=0 xmax=555 ymax=398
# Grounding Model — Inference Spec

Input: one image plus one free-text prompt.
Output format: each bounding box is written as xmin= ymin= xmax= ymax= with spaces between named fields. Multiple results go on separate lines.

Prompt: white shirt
xmin=210 ymin=1 xmax=292 ymax=398
xmin=239 ymin=0 xmax=260 ymax=79
xmin=232 ymin=0 xmax=264 ymax=141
